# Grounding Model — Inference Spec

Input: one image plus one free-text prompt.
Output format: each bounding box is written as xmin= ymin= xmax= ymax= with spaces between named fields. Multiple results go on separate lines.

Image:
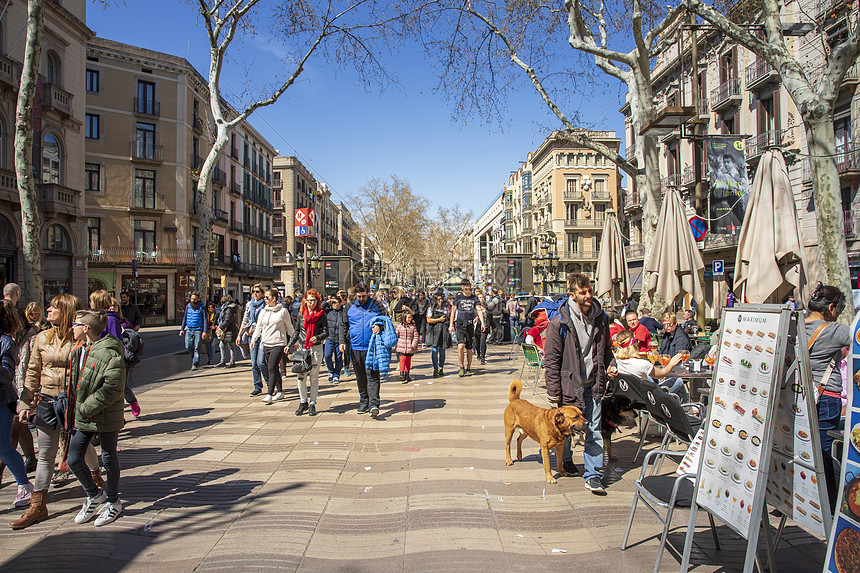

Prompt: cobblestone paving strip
xmin=0 ymin=343 xmax=828 ymax=572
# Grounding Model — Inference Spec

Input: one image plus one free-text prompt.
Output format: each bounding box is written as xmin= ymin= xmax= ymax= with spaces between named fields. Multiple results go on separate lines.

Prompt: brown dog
xmin=504 ymin=379 xmax=588 ymax=484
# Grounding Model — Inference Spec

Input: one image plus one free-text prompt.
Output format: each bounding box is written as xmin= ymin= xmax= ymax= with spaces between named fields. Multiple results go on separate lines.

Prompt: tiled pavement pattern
xmin=0 ymin=344 xmax=827 ymax=572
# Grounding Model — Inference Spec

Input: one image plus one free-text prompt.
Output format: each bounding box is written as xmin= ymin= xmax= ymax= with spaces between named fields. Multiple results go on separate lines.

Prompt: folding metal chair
xmin=621 ymin=449 xmax=721 ymax=573
xmin=508 ymin=325 xmax=523 ymax=361
xmin=519 ymin=343 xmax=543 ymax=395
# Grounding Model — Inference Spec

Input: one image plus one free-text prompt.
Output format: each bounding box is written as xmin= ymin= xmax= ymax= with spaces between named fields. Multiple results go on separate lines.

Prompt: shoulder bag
xmin=290 ymin=349 xmax=313 ymax=374
xmin=807 ymin=321 xmax=835 ymax=402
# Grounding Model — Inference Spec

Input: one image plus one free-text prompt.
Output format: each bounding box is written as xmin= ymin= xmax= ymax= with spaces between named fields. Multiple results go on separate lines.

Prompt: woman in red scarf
xmin=524 ymin=310 xmax=549 ymax=353
xmin=288 ymin=289 xmax=329 ymax=416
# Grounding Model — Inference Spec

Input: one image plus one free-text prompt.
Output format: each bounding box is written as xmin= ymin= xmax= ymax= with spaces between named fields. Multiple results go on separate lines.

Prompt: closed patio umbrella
xmin=733 ymin=149 xmax=808 ymax=304
xmin=644 ymin=189 xmax=705 ymax=307
xmin=596 ymin=210 xmax=631 ymax=309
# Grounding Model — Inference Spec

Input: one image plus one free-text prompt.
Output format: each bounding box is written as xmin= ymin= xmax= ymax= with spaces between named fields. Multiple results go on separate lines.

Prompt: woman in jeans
xmin=217 ymin=295 xmax=240 ymax=368
xmin=250 ymin=289 xmax=294 ymax=404
xmin=805 ymin=284 xmax=851 ymax=512
xmin=0 ymin=300 xmax=33 ymax=510
xmin=12 ymin=293 xmax=100 ymax=530
xmin=289 ymin=289 xmax=328 ymax=416
xmin=425 ymin=294 xmax=450 ymax=377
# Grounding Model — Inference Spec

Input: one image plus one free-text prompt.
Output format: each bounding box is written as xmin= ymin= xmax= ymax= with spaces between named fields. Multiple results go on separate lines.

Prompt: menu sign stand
xmin=680 ymin=305 xmax=830 ymax=573
xmin=823 ymin=312 xmax=860 ymax=573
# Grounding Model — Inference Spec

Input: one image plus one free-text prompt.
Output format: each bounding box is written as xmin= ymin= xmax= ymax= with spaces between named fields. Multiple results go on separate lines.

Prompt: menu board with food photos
xmin=682 ymin=305 xmax=830 ymax=573
xmin=824 ymin=312 xmax=860 ymax=573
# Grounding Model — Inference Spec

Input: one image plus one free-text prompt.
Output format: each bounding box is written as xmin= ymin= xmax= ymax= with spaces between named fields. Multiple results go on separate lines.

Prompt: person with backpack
xmin=544 ymin=272 xmax=615 ymax=495
xmin=216 ymin=295 xmax=240 ymax=368
xmin=487 ymin=289 xmax=504 ymax=345
xmin=323 ymin=296 xmax=344 ymax=385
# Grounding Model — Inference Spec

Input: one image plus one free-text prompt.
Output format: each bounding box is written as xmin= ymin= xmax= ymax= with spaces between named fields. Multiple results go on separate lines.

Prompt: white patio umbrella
xmin=596 ymin=210 xmax=631 ymax=309
xmin=733 ymin=149 xmax=808 ymax=304
xmin=644 ymin=189 xmax=705 ymax=306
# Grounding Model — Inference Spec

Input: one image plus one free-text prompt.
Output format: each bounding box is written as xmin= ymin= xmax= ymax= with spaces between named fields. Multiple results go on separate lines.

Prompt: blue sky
xmin=86 ymin=1 xmax=626 ymax=217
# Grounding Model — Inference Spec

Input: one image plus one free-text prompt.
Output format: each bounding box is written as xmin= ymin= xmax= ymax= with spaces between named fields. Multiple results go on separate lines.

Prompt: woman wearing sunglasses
xmin=250 ymin=289 xmax=294 ymax=404
xmin=289 ymin=289 xmax=328 ymax=416
xmin=12 ymin=293 xmax=101 ymax=529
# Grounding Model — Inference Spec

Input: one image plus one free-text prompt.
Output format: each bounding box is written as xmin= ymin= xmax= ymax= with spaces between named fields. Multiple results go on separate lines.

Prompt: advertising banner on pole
xmin=824 ymin=312 xmax=860 ymax=573
xmin=707 ymin=137 xmax=750 ymax=235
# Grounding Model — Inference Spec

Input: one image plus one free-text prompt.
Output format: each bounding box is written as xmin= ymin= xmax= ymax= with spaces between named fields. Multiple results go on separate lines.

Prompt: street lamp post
xmin=531 ymin=232 xmax=559 ymax=296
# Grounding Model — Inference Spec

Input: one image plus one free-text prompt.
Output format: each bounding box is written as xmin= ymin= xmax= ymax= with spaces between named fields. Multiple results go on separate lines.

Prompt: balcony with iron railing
xmin=88 ymin=247 xmax=198 ymax=265
xmin=624 ymin=191 xmax=642 ymax=213
xmin=561 ymin=250 xmax=598 ymax=260
xmin=846 ymin=210 xmax=855 ymax=236
xmin=128 ymin=191 xmax=166 ymax=212
xmin=272 ymin=177 xmax=283 ymax=189
xmin=681 ymin=163 xmax=709 ymax=187
xmin=273 ymin=223 xmax=284 ymax=236
xmin=192 ymin=113 xmax=204 ymax=134
xmin=710 ymin=77 xmax=742 ymax=112
xmin=212 ymin=165 xmax=227 ymax=186
xmin=230 ymin=146 xmax=239 ymax=160
xmin=697 ymin=97 xmax=709 ymax=117
xmin=0 ymin=54 xmax=18 ymax=91
xmin=213 ymin=208 xmax=229 ymax=223
xmin=837 ymin=144 xmax=860 ymax=177
xmin=703 ymin=233 xmax=740 ymax=251
xmin=133 ymin=98 xmax=160 ymax=117
xmin=42 ymin=83 xmax=73 ymax=118
xmin=229 ymin=181 xmax=241 ymax=197
xmin=230 ymin=218 xmax=243 ymax=233
xmin=563 ymin=190 xmax=583 ymax=201
xmin=130 ymin=142 xmax=164 ymax=162
xmin=745 ymin=127 xmax=795 ymax=161
xmin=745 ymin=58 xmax=778 ymax=90
xmin=564 ymin=217 xmax=605 ymax=228
xmin=624 ymin=243 xmax=645 ymax=260
xmin=590 ymin=190 xmax=612 ymax=201
xmin=235 ymin=262 xmax=278 ymax=278
xmin=660 ymin=173 xmax=682 ymax=190
xmin=191 ymin=154 xmax=203 ymax=170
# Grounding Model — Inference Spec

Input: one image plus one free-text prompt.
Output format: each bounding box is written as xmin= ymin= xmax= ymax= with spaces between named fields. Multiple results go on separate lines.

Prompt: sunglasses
xmin=307 ymin=298 xmax=318 ymax=303
xmin=72 ymin=322 xmax=86 ymax=327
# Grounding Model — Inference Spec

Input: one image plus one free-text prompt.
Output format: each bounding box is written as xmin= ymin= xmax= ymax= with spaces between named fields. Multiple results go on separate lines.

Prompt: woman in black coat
xmin=217 ymin=295 xmax=241 ymax=367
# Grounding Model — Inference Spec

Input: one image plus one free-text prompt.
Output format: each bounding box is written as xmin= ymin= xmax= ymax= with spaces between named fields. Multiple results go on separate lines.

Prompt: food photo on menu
xmin=847 ymin=407 xmax=860 ymax=468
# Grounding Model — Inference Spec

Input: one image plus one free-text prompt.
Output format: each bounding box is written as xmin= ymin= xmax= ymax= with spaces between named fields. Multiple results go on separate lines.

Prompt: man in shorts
xmin=449 ymin=278 xmax=485 ymax=377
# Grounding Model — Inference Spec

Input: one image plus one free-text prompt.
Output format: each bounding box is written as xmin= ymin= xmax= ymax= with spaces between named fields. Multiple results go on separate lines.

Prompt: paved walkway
xmin=0 ymin=344 xmax=827 ymax=572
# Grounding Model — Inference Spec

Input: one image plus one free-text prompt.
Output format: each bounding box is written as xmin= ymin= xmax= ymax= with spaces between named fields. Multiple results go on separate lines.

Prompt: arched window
xmin=45 ymin=224 xmax=70 ymax=252
xmin=46 ymin=51 xmax=60 ymax=86
xmin=42 ymin=134 xmax=60 ymax=184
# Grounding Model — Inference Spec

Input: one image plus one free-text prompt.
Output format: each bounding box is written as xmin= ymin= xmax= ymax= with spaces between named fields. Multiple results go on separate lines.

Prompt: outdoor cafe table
xmin=669 ymin=367 xmax=713 ymax=403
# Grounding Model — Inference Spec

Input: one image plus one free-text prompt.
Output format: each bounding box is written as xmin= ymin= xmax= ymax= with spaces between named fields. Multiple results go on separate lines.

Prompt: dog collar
xmin=604 ymin=418 xmax=619 ymax=430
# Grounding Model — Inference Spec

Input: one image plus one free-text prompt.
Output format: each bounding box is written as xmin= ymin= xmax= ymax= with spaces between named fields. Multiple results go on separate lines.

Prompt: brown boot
xmin=91 ymin=469 xmax=106 ymax=490
xmin=10 ymin=489 xmax=48 ymax=529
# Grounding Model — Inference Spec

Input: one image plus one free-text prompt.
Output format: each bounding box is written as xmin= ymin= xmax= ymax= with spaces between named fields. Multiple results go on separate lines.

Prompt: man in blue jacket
xmin=339 ymin=282 xmax=387 ymax=418
xmin=179 ymin=292 xmax=208 ymax=371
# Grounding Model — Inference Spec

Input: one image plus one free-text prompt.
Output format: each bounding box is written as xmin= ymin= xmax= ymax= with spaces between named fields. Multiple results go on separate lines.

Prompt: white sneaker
xmin=13 ymin=483 xmax=33 ymax=508
xmin=75 ymin=489 xmax=107 ymax=524
xmin=94 ymin=500 xmax=122 ymax=526
xmin=272 ymin=392 xmax=284 ymax=401
xmin=262 ymin=394 xmax=273 ymax=403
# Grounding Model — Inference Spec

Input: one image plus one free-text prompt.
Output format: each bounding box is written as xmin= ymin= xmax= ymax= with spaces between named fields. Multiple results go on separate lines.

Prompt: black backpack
xmin=122 ymin=328 xmax=145 ymax=367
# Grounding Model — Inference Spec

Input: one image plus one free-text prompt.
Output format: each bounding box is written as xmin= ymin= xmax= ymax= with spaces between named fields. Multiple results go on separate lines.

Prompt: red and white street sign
xmin=295 ymin=208 xmax=308 ymax=227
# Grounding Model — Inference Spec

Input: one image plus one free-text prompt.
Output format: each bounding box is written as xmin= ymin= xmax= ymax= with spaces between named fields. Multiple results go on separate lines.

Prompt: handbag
xmin=290 ymin=349 xmax=313 ymax=374
xmin=34 ymin=392 xmax=59 ymax=430
xmin=216 ymin=326 xmax=226 ymax=341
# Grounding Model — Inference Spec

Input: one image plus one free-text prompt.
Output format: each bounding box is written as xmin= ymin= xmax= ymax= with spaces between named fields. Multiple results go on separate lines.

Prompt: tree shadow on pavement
xmin=375 ymin=398 xmax=446 ymax=420
xmin=118 ymin=445 xmax=213 ymax=471
xmin=0 ymin=467 xmax=308 ymax=573
xmin=122 ymin=418 xmax=222 ymax=438
xmin=131 ymin=408 xmax=214 ymax=421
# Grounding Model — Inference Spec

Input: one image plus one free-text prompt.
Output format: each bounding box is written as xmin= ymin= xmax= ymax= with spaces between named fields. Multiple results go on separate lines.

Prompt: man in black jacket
xmin=659 ymin=312 xmax=691 ymax=355
xmin=120 ymin=292 xmax=143 ymax=331
xmin=544 ymin=272 xmax=615 ymax=495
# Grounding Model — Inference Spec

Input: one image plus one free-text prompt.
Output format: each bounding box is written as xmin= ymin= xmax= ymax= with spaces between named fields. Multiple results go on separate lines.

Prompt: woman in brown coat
xmin=11 ymin=293 xmax=101 ymax=529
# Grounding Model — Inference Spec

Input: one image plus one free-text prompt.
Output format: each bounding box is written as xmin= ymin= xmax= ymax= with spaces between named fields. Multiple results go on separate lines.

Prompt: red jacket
xmin=395 ymin=323 xmax=419 ymax=355
xmin=631 ymin=323 xmax=652 ymax=352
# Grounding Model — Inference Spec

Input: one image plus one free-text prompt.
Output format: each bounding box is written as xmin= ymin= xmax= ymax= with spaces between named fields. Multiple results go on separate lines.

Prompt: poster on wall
xmin=707 ymin=137 xmax=749 ymax=235
xmin=824 ymin=312 xmax=860 ymax=573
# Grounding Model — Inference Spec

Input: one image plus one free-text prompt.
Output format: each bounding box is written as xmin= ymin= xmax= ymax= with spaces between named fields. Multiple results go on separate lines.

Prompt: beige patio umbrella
xmin=596 ymin=210 xmax=631 ymax=309
xmin=644 ymin=188 xmax=705 ymax=306
xmin=733 ymin=149 xmax=808 ymax=304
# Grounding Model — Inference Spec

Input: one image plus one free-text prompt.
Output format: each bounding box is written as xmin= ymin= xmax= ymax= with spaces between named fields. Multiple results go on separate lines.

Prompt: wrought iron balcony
xmin=561 ymin=250 xmax=598 ymax=260
xmin=710 ymin=78 xmax=742 ymax=112
xmin=624 ymin=243 xmax=645 ymax=260
xmin=564 ymin=217 xmax=605 ymax=228
xmin=745 ymin=127 xmax=795 ymax=161
xmin=745 ymin=58 xmax=778 ymax=90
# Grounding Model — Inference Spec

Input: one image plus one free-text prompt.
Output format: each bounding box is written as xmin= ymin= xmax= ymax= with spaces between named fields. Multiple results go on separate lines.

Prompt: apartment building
xmin=488 ymin=131 xmax=622 ymax=294
xmin=0 ymin=0 xmax=91 ymax=302
xmin=84 ymin=38 xmax=276 ymax=325
xmin=472 ymin=191 xmax=505 ymax=289
xmin=620 ymin=0 xmax=859 ymax=317
xmin=272 ymin=155 xmax=360 ymax=295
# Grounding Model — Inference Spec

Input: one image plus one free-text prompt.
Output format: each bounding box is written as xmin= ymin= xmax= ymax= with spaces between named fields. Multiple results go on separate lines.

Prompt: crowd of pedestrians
xmin=0 ymin=284 xmax=139 ymax=531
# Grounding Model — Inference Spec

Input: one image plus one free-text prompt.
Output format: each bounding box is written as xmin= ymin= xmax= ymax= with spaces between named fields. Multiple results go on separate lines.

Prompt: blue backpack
xmin=531 ymin=300 xmax=569 ymax=341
